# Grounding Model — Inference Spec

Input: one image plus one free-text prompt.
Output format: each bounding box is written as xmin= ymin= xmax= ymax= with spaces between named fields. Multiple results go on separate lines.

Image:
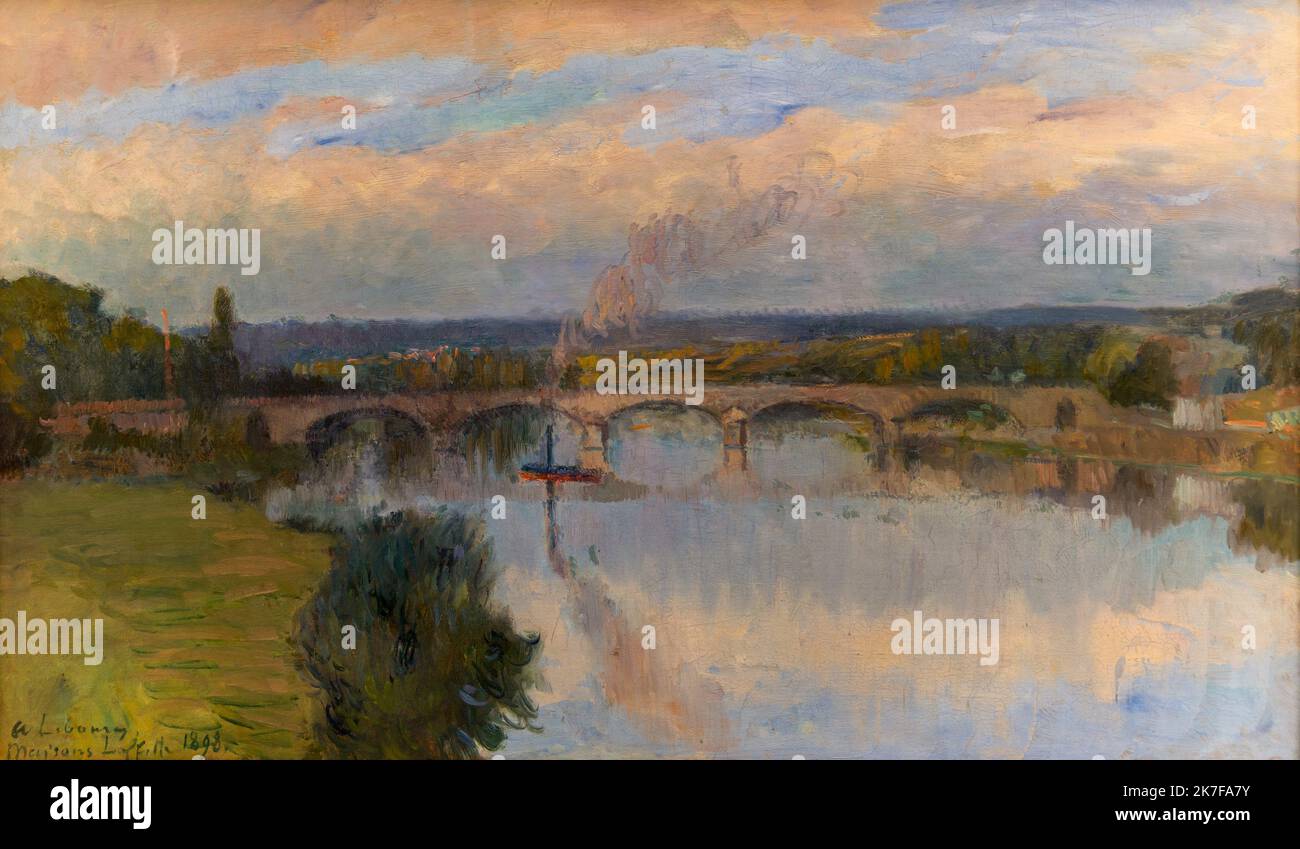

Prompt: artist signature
xmin=5 ymin=713 xmax=224 ymax=759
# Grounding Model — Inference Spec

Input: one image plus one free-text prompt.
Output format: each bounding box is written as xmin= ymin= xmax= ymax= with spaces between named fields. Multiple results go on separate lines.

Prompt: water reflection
xmin=461 ymin=404 xmax=553 ymax=478
xmin=607 ymin=402 xmax=721 ymax=489
xmin=748 ymin=402 xmax=877 ymax=491
xmin=271 ymin=402 xmax=1299 ymax=759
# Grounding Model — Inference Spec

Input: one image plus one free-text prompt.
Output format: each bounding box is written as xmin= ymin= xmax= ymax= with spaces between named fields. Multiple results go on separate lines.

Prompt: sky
xmin=1 ymin=0 xmax=1297 ymax=325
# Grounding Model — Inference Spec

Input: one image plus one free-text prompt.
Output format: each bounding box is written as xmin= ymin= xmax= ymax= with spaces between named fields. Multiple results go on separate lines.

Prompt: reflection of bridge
xmin=57 ymin=384 xmax=1118 ymax=464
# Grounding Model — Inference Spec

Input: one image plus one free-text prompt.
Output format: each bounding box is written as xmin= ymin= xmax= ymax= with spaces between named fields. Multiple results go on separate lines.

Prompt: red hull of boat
xmin=519 ymin=468 xmax=602 ymax=484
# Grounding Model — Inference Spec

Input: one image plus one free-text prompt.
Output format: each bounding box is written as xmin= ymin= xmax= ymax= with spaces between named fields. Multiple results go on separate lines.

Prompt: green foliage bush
xmin=907 ymin=398 xmax=1015 ymax=430
xmin=1104 ymin=340 xmax=1177 ymax=410
xmin=295 ymin=511 xmax=542 ymax=759
xmin=1 ymin=273 xmax=244 ymax=468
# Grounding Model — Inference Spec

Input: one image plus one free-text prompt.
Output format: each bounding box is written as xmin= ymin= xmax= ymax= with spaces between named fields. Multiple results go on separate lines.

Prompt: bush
xmin=1105 ymin=340 xmax=1176 ymax=410
xmin=177 ymin=411 xmax=306 ymax=501
xmin=295 ymin=511 xmax=541 ymax=758
xmin=907 ymin=398 xmax=1015 ymax=430
xmin=0 ymin=400 xmax=52 ymax=474
xmin=82 ymin=416 xmax=164 ymax=455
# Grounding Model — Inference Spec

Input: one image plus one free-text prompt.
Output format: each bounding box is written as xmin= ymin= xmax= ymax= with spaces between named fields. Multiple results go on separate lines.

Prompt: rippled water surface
xmin=273 ymin=405 xmax=1299 ymax=758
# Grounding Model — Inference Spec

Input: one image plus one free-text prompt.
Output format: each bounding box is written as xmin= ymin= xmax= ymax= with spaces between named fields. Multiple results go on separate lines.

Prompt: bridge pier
xmin=577 ymin=422 xmax=609 ymax=473
xmin=722 ymin=444 xmax=749 ymax=473
xmin=721 ymin=408 xmax=749 ymax=471
xmin=721 ymin=408 xmax=749 ymax=448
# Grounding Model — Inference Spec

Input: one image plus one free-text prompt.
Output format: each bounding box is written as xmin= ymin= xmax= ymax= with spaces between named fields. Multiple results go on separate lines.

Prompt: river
xmin=267 ymin=403 xmax=1299 ymax=759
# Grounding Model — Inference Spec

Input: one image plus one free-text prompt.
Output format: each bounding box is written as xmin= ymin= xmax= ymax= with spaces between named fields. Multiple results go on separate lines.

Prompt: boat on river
xmin=519 ymin=424 xmax=602 ymax=483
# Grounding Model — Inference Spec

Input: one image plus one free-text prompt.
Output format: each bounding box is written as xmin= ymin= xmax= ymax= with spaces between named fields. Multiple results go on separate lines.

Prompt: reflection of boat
xmin=519 ymin=424 xmax=603 ymax=484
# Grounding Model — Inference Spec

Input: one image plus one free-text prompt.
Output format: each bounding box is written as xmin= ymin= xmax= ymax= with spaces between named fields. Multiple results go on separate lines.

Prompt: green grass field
xmin=0 ymin=479 xmax=334 ymax=759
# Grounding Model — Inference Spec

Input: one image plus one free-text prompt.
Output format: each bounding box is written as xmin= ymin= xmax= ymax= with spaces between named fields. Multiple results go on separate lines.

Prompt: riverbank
xmin=923 ymin=422 xmax=1300 ymax=482
xmin=0 ymin=479 xmax=334 ymax=759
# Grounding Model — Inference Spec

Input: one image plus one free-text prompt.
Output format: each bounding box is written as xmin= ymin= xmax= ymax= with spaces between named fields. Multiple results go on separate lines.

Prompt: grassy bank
xmin=0 ymin=479 xmax=333 ymax=759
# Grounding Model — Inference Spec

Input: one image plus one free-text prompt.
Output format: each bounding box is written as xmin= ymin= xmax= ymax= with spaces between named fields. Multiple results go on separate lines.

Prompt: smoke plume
xmin=550 ymin=153 xmax=854 ymax=378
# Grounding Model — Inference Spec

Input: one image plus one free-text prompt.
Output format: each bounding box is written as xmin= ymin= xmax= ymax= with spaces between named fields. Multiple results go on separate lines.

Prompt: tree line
xmin=0 ymin=272 xmax=544 ymax=470
xmin=5 ymin=270 xmax=1295 ymax=471
xmin=1 ymin=273 xmax=240 ymax=470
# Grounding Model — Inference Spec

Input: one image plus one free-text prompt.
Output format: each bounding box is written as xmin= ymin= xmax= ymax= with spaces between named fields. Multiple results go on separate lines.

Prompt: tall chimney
xmin=161 ymin=308 xmax=174 ymax=398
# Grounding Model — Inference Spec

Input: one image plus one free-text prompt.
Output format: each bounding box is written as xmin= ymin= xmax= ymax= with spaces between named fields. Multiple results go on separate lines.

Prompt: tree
xmin=1231 ymin=291 xmax=1299 ymax=388
xmin=1107 ymin=340 xmax=1176 ymax=410
xmin=0 ymin=273 xmax=114 ymax=469
xmin=208 ymin=287 xmax=240 ymax=398
xmin=295 ymin=511 xmax=542 ymax=758
xmin=178 ymin=287 xmax=242 ymax=409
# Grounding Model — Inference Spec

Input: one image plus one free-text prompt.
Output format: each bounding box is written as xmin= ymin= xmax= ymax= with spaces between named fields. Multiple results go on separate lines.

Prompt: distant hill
xmin=1146 ymin=284 xmax=1299 ymax=329
xmin=230 ymin=316 xmax=563 ymax=370
xmin=206 ymin=286 xmax=1294 ymax=371
xmin=224 ymin=304 xmax=1158 ymax=369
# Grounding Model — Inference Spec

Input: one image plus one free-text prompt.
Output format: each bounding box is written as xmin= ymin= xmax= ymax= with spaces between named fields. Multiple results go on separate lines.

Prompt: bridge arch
xmin=304 ymin=406 xmax=429 ymax=460
xmin=900 ymin=397 xmax=1022 ymax=432
xmin=458 ymin=402 xmax=608 ymax=477
xmin=606 ymin=398 xmax=723 ymax=423
xmin=601 ymin=399 xmax=727 ymax=485
xmin=604 ymin=399 xmax=726 ymax=440
xmin=748 ymin=400 xmax=887 ymax=445
xmin=460 ymin=401 xmax=593 ymax=432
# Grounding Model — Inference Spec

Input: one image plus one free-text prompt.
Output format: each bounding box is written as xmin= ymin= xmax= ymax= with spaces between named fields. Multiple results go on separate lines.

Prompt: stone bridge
xmin=54 ymin=384 xmax=1118 ymax=464
xmin=225 ymin=384 xmax=1114 ymax=459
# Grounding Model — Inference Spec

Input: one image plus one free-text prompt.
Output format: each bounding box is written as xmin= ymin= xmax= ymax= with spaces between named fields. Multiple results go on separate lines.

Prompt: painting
xmin=1 ymin=0 xmax=1297 ymax=764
